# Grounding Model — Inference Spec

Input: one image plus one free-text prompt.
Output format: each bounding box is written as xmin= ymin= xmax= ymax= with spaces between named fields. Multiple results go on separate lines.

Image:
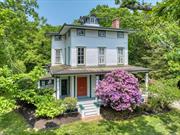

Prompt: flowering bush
xmin=96 ymin=69 xmax=142 ymax=111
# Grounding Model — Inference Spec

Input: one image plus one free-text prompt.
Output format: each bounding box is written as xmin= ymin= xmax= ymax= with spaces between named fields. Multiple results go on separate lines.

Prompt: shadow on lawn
xmin=0 ymin=111 xmax=56 ymax=135
xmin=157 ymin=110 xmax=180 ymax=134
xmin=99 ymin=107 xmax=180 ymax=134
xmin=98 ymin=118 xmax=163 ymax=135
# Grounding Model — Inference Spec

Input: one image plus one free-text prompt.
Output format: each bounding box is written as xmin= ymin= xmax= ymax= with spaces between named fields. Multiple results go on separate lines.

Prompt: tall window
xmin=77 ymin=47 xmax=85 ymax=65
xmin=98 ymin=48 xmax=105 ymax=65
xmin=117 ymin=47 xmax=124 ymax=64
xmin=55 ymin=49 xmax=62 ymax=64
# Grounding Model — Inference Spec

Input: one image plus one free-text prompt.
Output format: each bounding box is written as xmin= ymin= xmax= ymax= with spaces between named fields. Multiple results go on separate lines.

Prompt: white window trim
xmin=98 ymin=47 xmax=106 ymax=65
xmin=55 ymin=49 xmax=62 ymax=64
xmin=77 ymin=47 xmax=86 ymax=65
xmin=117 ymin=47 xmax=124 ymax=64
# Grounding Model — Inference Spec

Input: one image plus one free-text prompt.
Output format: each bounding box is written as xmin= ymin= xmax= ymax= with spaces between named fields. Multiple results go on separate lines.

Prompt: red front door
xmin=77 ymin=77 xmax=87 ymax=96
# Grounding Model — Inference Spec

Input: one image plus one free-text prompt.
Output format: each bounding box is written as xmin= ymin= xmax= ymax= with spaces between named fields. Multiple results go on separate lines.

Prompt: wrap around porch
xmin=52 ymin=65 xmax=150 ymax=101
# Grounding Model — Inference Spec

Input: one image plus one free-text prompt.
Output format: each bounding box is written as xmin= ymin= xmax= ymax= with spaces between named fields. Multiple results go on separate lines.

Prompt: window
xmin=54 ymin=35 xmax=62 ymax=41
xmin=55 ymin=49 xmax=62 ymax=64
xmin=77 ymin=47 xmax=85 ymax=65
xmin=68 ymin=47 xmax=70 ymax=65
xmin=98 ymin=48 xmax=105 ymax=65
xmin=64 ymin=48 xmax=66 ymax=64
xmin=117 ymin=47 xmax=124 ymax=64
xmin=68 ymin=30 xmax=70 ymax=37
xmin=117 ymin=32 xmax=124 ymax=38
xmin=90 ymin=17 xmax=95 ymax=23
xmin=98 ymin=30 xmax=106 ymax=37
xmin=77 ymin=29 xmax=85 ymax=36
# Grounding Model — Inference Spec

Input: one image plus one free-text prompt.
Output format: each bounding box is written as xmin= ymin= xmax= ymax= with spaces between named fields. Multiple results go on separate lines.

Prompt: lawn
xmin=1 ymin=110 xmax=180 ymax=135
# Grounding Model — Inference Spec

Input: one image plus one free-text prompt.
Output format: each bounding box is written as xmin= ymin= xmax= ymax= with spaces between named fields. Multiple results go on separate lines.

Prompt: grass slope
xmin=0 ymin=110 xmax=180 ymax=135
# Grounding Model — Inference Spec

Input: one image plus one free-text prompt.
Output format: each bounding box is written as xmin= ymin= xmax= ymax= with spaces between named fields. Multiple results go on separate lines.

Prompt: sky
xmin=37 ymin=0 xmax=161 ymax=26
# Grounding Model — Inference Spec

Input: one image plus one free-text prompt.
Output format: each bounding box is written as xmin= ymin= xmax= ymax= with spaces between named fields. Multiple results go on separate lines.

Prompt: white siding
xmin=51 ymin=28 xmax=129 ymax=67
xmin=51 ymin=36 xmax=65 ymax=66
xmin=70 ymin=29 xmax=128 ymax=66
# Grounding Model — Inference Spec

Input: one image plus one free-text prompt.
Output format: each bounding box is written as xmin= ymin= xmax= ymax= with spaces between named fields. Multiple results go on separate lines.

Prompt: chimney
xmin=112 ymin=18 xmax=120 ymax=29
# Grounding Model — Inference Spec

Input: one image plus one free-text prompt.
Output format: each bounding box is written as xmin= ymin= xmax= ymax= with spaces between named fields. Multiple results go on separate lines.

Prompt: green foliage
xmin=0 ymin=66 xmax=12 ymax=77
xmin=36 ymin=88 xmax=54 ymax=96
xmin=145 ymin=78 xmax=180 ymax=112
xmin=90 ymin=2 xmax=179 ymax=79
xmin=0 ymin=97 xmax=17 ymax=115
xmin=0 ymin=0 xmax=59 ymax=72
xmin=63 ymin=97 xmax=77 ymax=111
xmin=15 ymin=77 xmax=35 ymax=90
xmin=15 ymin=89 xmax=37 ymax=104
xmin=35 ymin=98 xmax=66 ymax=118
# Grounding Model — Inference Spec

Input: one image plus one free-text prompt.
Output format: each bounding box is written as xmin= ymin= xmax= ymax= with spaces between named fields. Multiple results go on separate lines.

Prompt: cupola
xmin=79 ymin=14 xmax=100 ymax=27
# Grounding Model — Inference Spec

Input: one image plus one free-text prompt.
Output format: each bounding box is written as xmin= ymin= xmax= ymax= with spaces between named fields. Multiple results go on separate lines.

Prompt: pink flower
xmin=95 ymin=69 xmax=142 ymax=111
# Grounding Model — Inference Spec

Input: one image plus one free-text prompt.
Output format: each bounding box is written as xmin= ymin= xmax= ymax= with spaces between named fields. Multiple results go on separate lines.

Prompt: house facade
xmin=40 ymin=15 xmax=150 ymax=117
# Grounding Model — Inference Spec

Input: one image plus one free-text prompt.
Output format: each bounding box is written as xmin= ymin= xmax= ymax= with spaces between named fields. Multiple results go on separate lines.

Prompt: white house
xmin=40 ymin=15 xmax=150 ymax=118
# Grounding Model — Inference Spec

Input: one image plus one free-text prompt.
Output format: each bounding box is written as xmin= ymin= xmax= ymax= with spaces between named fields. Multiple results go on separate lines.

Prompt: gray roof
xmin=50 ymin=65 xmax=150 ymax=75
xmin=46 ymin=24 xmax=135 ymax=36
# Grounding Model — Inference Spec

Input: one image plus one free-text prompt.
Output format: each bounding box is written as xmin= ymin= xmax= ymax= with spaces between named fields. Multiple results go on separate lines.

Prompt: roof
xmin=59 ymin=24 xmax=135 ymax=35
xmin=40 ymin=73 xmax=54 ymax=80
xmin=50 ymin=65 xmax=150 ymax=75
xmin=46 ymin=24 xmax=135 ymax=36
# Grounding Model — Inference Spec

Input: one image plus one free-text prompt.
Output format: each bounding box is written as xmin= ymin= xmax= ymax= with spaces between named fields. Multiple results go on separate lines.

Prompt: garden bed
xmin=16 ymin=103 xmax=81 ymax=130
xmin=100 ymin=106 xmax=171 ymax=121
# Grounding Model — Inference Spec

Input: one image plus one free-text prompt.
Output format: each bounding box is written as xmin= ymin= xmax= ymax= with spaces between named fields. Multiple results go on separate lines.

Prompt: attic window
xmin=90 ymin=17 xmax=95 ymax=23
xmin=54 ymin=35 xmax=62 ymax=41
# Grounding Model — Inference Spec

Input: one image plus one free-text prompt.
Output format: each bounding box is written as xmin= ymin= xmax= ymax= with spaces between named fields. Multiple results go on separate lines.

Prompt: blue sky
xmin=37 ymin=0 xmax=161 ymax=26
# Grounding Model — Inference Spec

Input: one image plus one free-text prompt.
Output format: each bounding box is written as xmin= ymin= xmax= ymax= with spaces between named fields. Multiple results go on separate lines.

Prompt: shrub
xmin=15 ymin=89 xmax=37 ymax=104
xmin=0 ymin=96 xmax=17 ymax=115
xmin=36 ymin=88 xmax=54 ymax=96
xmin=146 ymin=78 xmax=180 ymax=112
xmin=35 ymin=97 xmax=66 ymax=118
xmin=15 ymin=77 xmax=35 ymax=90
xmin=63 ymin=97 xmax=77 ymax=111
xmin=96 ymin=69 xmax=142 ymax=111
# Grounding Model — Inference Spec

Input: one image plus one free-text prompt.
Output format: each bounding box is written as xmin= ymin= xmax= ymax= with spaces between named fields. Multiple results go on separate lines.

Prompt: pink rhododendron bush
xmin=96 ymin=69 xmax=142 ymax=111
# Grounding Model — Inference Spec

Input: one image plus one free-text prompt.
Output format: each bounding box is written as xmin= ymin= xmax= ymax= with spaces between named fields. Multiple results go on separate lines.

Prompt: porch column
xmin=57 ymin=78 xmax=60 ymax=99
xmin=145 ymin=73 xmax=149 ymax=91
xmin=95 ymin=75 xmax=100 ymax=100
xmin=96 ymin=75 xmax=100 ymax=85
xmin=74 ymin=76 xmax=76 ymax=98
xmin=89 ymin=75 xmax=92 ymax=98
xmin=53 ymin=78 xmax=56 ymax=98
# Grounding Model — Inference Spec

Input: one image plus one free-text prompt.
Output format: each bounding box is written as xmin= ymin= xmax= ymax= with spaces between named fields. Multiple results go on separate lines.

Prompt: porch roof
xmin=50 ymin=65 xmax=150 ymax=76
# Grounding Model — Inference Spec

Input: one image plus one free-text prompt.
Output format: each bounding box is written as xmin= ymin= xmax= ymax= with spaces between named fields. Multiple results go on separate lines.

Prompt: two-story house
xmin=41 ymin=15 xmax=150 ymax=118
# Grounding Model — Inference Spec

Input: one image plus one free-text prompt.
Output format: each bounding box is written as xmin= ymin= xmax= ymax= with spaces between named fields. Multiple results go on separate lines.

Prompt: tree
xmin=96 ymin=69 xmax=141 ymax=111
xmin=115 ymin=0 xmax=152 ymax=11
xmin=0 ymin=0 xmax=59 ymax=73
xmin=90 ymin=4 xmax=179 ymax=78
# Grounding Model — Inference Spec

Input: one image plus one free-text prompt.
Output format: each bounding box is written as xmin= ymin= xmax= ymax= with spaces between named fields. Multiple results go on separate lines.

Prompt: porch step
xmin=78 ymin=99 xmax=100 ymax=118
xmin=84 ymin=110 xmax=98 ymax=117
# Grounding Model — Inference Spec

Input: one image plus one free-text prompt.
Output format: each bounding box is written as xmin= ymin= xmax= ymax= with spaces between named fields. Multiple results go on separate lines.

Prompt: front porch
xmin=50 ymin=65 xmax=150 ymax=118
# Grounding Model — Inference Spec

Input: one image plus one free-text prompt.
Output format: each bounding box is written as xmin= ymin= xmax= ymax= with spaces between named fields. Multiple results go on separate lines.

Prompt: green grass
xmin=1 ymin=110 xmax=180 ymax=135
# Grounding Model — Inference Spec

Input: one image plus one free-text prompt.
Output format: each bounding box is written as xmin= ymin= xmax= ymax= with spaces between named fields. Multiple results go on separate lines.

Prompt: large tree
xmin=0 ymin=0 xmax=59 ymax=73
xmin=90 ymin=1 xmax=179 ymax=78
